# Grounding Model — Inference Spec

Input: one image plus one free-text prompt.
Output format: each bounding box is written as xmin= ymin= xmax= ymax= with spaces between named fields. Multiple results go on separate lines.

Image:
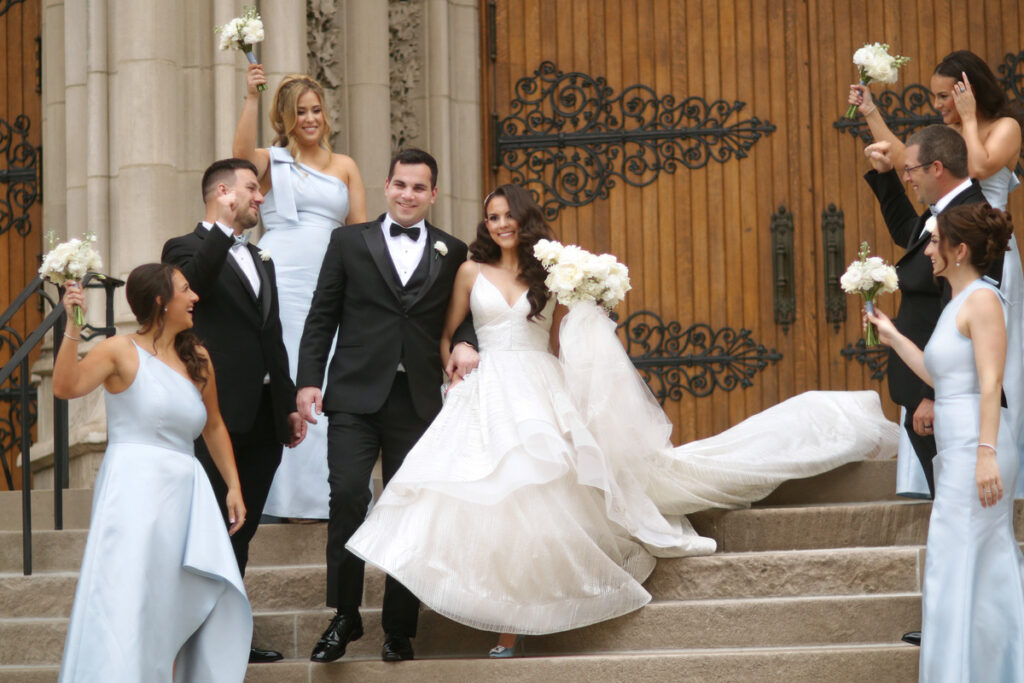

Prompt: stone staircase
xmin=1 ymin=459 xmax=984 ymax=682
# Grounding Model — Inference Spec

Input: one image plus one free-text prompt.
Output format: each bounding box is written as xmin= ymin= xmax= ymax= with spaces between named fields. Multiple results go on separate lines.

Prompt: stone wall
xmin=33 ymin=0 xmax=481 ymax=485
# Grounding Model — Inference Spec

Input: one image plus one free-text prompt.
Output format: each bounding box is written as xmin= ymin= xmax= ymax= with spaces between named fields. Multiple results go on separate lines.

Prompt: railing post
xmin=20 ymin=355 xmax=32 ymax=575
xmin=52 ymin=308 xmax=67 ymax=531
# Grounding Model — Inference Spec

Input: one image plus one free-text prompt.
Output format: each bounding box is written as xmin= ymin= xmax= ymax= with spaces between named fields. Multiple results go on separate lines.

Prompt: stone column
xmin=41 ymin=0 xmax=67 ymax=241
xmin=347 ymin=0 xmax=391 ymax=217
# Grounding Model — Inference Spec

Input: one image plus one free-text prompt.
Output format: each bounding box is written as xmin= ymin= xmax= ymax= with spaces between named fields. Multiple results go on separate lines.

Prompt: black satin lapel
xmin=362 ymin=225 xmax=404 ymax=305
xmin=250 ymin=245 xmax=273 ymax=323
xmin=906 ymin=217 xmax=931 ymax=252
xmin=224 ymin=252 xmax=259 ymax=304
xmin=407 ymin=228 xmax=444 ymax=310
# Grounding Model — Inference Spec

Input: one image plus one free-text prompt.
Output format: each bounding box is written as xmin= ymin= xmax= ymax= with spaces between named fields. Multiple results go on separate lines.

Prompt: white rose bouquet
xmin=840 ymin=241 xmax=899 ymax=346
xmin=215 ymin=6 xmax=267 ymax=91
xmin=38 ymin=232 xmax=103 ymax=326
xmin=533 ymin=239 xmax=631 ymax=310
xmin=844 ymin=42 xmax=910 ymax=119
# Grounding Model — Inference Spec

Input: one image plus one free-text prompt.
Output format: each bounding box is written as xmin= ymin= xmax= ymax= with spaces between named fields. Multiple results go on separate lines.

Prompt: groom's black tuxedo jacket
xmin=162 ymin=224 xmax=296 ymax=443
xmin=864 ymin=170 xmax=993 ymax=409
xmin=296 ymin=217 xmax=475 ymax=421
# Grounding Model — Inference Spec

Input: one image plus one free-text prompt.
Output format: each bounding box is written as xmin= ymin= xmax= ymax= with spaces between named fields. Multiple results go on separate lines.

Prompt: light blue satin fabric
xmin=919 ymin=279 xmax=1024 ymax=682
xmin=259 ymin=147 xmax=349 ymax=518
xmin=59 ymin=342 xmax=251 ymax=682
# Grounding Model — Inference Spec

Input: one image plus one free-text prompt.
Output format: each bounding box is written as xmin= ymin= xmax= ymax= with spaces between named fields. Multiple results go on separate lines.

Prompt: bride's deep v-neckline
xmin=476 ymin=270 xmax=528 ymax=310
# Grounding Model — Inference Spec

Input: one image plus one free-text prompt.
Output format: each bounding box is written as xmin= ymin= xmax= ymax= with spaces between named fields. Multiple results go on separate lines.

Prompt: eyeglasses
xmin=902 ymin=161 xmax=933 ymax=176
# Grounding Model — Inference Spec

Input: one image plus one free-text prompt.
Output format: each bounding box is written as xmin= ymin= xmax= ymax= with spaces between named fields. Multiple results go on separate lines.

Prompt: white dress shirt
xmin=202 ymin=221 xmax=260 ymax=297
xmin=381 ymin=214 xmax=427 ymax=286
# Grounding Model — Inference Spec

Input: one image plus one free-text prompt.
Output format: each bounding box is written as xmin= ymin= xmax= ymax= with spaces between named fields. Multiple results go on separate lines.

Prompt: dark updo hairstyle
xmin=936 ymin=204 xmax=1014 ymax=273
xmin=126 ymin=263 xmax=208 ymax=386
xmin=469 ymin=184 xmax=554 ymax=320
xmin=934 ymin=50 xmax=1024 ymax=126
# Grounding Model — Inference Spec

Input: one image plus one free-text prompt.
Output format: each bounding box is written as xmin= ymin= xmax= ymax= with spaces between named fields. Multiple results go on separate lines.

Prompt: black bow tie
xmin=390 ymin=223 xmax=421 ymax=241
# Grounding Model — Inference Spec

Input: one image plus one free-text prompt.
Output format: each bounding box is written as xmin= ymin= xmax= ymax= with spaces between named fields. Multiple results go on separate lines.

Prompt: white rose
xmin=550 ymin=262 xmax=584 ymax=292
xmin=533 ymin=239 xmax=563 ymax=265
xmin=881 ymin=268 xmax=899 ymax=293
xmin=923 ymin=216 xmax=937 ymax=235
xmin=242 ymin=20 xmax=264 ymax=45
xmin=840 ymin=264 xmax=864 ymax=293
xmin=852 ymin=45 xmax=875 ymax=67
xmin=258 ymin=249 xmax=272 ymax=262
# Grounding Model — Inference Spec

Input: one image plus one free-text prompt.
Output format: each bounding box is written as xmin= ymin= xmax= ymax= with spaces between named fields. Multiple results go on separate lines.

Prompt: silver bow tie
xmin=232 ymin=233 xmax=250 ymax=247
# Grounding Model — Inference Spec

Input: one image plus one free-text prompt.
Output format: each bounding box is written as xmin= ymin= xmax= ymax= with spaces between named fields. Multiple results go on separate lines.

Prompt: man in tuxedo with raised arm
xmin=162 ymin=158 xmax=306 ymax=663
xmin=295 ymin=148 xmax=478 ymax=663
xmin=864 ymin=124 xmax=995 ymax=647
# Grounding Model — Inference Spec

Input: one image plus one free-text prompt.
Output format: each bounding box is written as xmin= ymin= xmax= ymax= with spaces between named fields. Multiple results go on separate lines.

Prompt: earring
xmin=956 ymin=261 xmax=961 ymax=267
xmin=163 ymin=306 xmax=168 ymax=312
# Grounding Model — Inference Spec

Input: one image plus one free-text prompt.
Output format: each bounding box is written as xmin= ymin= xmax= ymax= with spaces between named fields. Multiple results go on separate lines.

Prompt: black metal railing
xmin=0 ymin=272 xmax=122 ymax=574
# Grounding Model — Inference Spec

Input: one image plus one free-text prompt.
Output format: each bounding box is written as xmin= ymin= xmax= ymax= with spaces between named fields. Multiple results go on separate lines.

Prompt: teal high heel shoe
xmin=488 ymin=634 xmax=525 ymax=658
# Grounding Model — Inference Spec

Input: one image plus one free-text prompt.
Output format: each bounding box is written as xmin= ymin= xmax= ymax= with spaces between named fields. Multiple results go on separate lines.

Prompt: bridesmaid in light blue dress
xmin=235 ymin=66 xmax=366 ymax=519
xmin=850 ymin=49 xmax=1024 ymax=498
xmin=56 ymin=264 xmax=251 ymax=681
xmin=870 ymin=205 xmax=1024 ymax=682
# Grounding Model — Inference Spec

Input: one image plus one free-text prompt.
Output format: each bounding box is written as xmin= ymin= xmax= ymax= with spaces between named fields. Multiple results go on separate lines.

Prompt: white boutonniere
xmin=258 ymin=249 xmax=272 ymax=262
xmin=434 ymin=240 xmax=448 ymax=260
xmin=923 ymin=216 xmax=937 ymax=235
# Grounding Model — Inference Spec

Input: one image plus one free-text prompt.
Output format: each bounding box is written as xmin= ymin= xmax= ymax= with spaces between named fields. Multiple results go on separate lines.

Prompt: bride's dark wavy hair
xmin=469 ymin=184 xmax=554 ymax=320
xmin=126 ymin=263 xmax=208 ymax=387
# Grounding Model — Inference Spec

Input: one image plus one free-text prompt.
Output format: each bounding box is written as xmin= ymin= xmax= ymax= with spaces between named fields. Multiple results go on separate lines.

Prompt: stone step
xmin=0 ymin=457 xmax=905 ymax=535
xmin=0 ymin=593 xmax=921 ymax=666
xmin=0 ymin=643 xmax=921 ymax=683
xmin=756 ymin=458 xmax=902 ymax=505
xmin=1 ymin=544 xmax=927 ymax=618
xmin=0 ymin=489 xmax=93 ymax=531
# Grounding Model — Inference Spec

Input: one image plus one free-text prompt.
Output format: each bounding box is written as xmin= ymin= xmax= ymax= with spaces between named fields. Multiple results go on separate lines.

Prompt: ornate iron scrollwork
xmin=822 ymin=203 xmax=846 ymax=332
xmin=770 ymin=205 xmax=795 ymax=333
xmin=0 ymin=115 xmax=40 ymax=237
xmin=840 ymin=339 xmax=889 ymax=381
xmin=833 ymin=83 xmax=941 ymax=143
xmin=617 ymin=311 xmax=782 ymax=402
xmin=0 ymin=325 xmax=35 ymax=491
xmin=998 ymin=49 xmax=1024 ymax=103
xmin=0 ymin=0 xmax=27 ymax=20
xmin=495 ymin=61 xmax=777 ymax=220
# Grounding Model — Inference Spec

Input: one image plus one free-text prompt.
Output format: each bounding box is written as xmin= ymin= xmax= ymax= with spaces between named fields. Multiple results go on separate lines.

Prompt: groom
xmin=296 ymin=148 xmax=478 ymax=663
xmin=162 ymin=158 xmax=306 ymax=663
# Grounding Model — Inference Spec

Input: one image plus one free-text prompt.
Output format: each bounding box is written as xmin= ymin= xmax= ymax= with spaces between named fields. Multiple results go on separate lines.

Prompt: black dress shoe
xmin=381 ymin=634 xmax=415 ymax=661
xmin=902 ymin=631 xmax=922 ymax=646
xmin=310 ymin=613 xmax=364 ymax=663
xmin=249 ymin=646 xmax=283 ymax=663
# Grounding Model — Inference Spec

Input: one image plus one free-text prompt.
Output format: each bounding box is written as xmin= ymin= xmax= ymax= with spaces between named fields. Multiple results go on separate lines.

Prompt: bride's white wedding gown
xmin=347 ymin=272 xmax=898 ymax=635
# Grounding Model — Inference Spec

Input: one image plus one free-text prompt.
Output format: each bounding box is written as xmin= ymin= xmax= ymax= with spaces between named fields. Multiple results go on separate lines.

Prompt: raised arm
xmin=849 ymin=84 xmax=907 ymax=170
xmin=952 ymin=72 xmax=1022 ymax=180
xmin=52 ymin=283 xmax=129 ymax=399
xmin=161 ymin=227 xmax=232 ymax=300
xmin=232 ymin=63 xmax=271 ymax=183
xmin=196 ymin=347 xmax=246 ymax=534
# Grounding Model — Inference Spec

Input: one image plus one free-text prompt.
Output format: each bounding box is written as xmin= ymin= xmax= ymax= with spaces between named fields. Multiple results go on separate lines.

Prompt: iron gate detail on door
xmin=616 ymin=311 xmax=782 ymax=403
xmin=493 ymin=61 xmax=777 ymax=220
xmin=0 ymin=115 xmax=40 ymax=237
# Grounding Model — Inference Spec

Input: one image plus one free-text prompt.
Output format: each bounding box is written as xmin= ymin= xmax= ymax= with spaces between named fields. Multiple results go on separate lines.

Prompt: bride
xmin=346 ymin=184 xmax=898 ymax=656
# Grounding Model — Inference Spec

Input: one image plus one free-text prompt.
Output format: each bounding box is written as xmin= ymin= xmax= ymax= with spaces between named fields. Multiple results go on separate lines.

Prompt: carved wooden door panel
xmin=481 ymin=0 xmax=1024 ymax=444
xmin=0 ymin=0 xmax=43 ymax=488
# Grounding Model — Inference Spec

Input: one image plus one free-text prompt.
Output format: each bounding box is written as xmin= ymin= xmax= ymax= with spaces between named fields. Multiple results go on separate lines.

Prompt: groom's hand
xmin=297 ymin=386 xmax=323 ymax=425
xmin=864 ymin=141 xmax=895 ymax=173
xmin=447 ymin=342 xmax=480 ymax=382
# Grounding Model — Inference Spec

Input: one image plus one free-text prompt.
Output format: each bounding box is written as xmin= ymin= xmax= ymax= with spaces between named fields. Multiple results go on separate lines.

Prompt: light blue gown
xmin=259 ymin=147 xmax=349 ymax=519
xmin=59 ymin=342 xmax=251 ymax=682
xmin=918 ymin=279 xmax=1024 ymax=682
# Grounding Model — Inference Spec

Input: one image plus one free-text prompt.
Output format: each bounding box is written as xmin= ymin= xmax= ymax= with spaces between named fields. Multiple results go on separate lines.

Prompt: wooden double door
xmin=1 ymin=0 xmax=43 ymax=488
xmin=480 ymin=0 xmax=1024 ymax=443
